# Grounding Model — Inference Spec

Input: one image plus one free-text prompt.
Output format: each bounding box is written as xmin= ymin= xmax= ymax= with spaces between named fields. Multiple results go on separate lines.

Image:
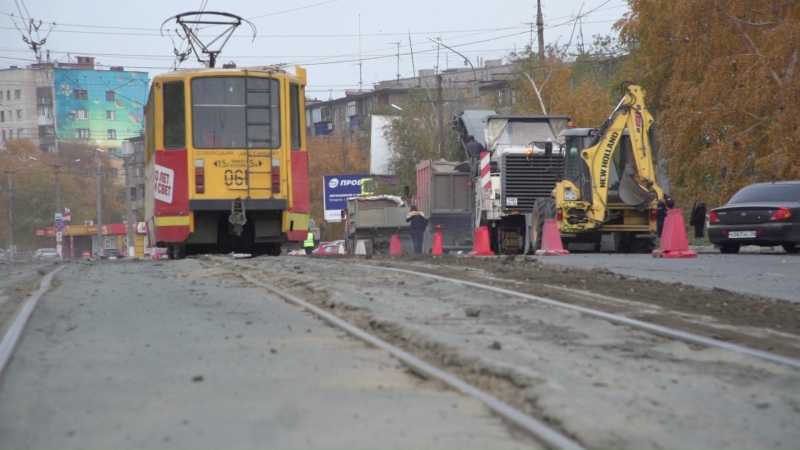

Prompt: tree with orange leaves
xmin=615 ymin=0 xmax=800 ymax=207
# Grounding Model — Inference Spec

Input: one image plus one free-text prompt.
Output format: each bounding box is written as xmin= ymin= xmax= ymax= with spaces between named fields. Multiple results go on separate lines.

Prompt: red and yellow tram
xmin=143 ymin=65 xmax=311 ymax=258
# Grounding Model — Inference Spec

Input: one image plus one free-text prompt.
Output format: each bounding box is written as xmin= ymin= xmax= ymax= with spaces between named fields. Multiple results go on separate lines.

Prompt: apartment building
xmin=0 ymin=56 xmax=150 ymax=156
xmin=306 ymin=59 xmax=516 ymax=138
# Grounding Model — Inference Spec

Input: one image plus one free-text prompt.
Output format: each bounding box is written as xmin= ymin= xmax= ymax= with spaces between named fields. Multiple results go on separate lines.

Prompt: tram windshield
xmin=191 ymin=77 xmax=281 ymax=149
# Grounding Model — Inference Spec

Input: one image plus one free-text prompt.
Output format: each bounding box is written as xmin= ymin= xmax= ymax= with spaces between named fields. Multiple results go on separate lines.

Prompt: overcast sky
xmin=1 ymin=0 xmax=630 ymax=99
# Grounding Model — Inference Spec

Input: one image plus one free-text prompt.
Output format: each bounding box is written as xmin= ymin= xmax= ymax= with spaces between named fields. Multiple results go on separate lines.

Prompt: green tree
xmin=382 ymin=90 xmax=461 ymax=198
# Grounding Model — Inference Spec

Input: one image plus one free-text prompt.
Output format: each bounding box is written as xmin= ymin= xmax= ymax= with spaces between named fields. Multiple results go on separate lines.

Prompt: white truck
xmin=452 ymin=111 xmax=572 ymax=254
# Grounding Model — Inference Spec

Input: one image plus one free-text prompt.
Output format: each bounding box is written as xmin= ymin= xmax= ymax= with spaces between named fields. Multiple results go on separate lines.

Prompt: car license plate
xmin=729 ymin=231 xmax=756 ymax=239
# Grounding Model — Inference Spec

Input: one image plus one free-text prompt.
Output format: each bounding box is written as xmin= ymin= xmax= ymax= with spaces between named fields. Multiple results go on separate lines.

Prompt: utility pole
xmin=340 ymin=106 xmax=351 ymax=173
xmin=96 ymin=150 xmax=103 ymax=252
xmin=5 ymin=171 xmax=12 ymax=260
xmin=537 ymin=0 xmax=545 ymax=60
xmin=29 ymin=156 xmax=78 ymax=259
xmin=437 ymin=74 xmax=444 ymax=158
xmin=392 ymin=41 xmax=401 ymax=81
xmin=124 ymin=156 xmax=135 ymax=257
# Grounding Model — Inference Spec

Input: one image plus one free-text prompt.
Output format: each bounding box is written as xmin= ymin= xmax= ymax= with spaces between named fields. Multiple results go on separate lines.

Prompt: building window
xmin=108 ymin=129 xmax=117 ymax=139
xmin=75 ymin=90 xmax=88 ymax=100
xmin=107 ymin=110 xmax=116 ymax=120
xmin=1 ymin=130 xmax=5 ymax=140
xmin=17 ymin=129 xmax=23 ymax=138
xmin=5 ymin=91 xmax=9 ymax=101
xmin=0 ymin=111 xmax=4 ymax=122
xmin=75 ymin=109 xmax=88 ymax=120
xmin=75 ymin=128 xmax=90 ymax=139
xmin=39 ymin=125 xmax=54 ymax=137
xmin=36 ymin=86 xmax=51 ymax=104
xmin=14 ymin=90 xmax=20 ymax=100
xmin=16 ymin=110 xmax=22 ymax=120
xmin=8 ymin=130 xmax=12 ymax=140
xmin=38 ymin=105 xmax=52 ymax=117
xmin=106 ymin=91 xmax=115 ymax=101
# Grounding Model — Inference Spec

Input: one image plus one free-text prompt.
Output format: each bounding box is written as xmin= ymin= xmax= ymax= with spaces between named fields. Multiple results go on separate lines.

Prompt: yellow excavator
xmin=531 ymin=82 xmax=667 ymax=253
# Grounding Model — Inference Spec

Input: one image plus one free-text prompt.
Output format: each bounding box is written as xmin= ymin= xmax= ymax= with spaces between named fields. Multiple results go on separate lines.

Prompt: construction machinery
xmin=452 ymin=111 xmax=571 ymax=254
xmin=531 ymin=82 xmax=666 ymax=253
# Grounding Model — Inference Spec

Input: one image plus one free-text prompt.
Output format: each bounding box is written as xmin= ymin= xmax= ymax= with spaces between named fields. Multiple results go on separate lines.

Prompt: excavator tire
xmin=617 ymin=232 xmax=656 ymax=253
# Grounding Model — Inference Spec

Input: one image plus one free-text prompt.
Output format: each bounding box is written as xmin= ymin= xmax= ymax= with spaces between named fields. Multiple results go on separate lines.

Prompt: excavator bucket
xmin=618 ymin=164 xmax=654 ymax=208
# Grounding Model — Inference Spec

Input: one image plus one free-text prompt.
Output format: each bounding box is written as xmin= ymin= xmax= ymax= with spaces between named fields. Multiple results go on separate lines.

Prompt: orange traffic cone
xmin=653 ymin=208 xmax=697 ymax=258
xmin=536 ymin=219 xmax=569 ymax=256
xmin=389 ymin=234 xmax=402 ymax=255
xmin=469 ymin=226 xmax=495 ymax=256
xmin=432 ymin=232 xmax=444 ymax=256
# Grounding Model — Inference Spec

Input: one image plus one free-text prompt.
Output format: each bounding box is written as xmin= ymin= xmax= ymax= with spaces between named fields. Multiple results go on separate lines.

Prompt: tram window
xmin=290 ymin=84 xmax=302 ymax=149
xmin=192 ymin=77 xmax=280 ymax=149
xmin=163 ymin=82 xmax=185 ymax=149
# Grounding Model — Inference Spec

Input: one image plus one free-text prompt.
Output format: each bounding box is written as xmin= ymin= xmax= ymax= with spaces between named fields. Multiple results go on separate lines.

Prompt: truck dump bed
xmin=345 ymin=195 xmax=411 ymax=254
xmin=416 ymin=160 xmax=472 ymax=216
xmin=416 ymin=160 xmax=474 ymax=253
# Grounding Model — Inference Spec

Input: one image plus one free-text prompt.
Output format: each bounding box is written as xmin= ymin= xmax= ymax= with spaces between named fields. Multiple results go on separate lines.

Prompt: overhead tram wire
xmin=0 ymin=5 xmax=625 ymax=93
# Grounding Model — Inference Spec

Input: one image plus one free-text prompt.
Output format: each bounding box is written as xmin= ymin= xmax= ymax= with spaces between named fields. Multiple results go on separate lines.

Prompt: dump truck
xmin=451 ymin=111 xmax=572 ymax=254
xmin=415 ymin=160 xmax=473 ymax=253
xmin=344 ymin=195 xmax=412 ymax=254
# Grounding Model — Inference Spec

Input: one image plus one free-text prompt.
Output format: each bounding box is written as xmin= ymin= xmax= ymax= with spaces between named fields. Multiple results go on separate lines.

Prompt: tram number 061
xmin=224 ymin=169 xmax=247 ymax=186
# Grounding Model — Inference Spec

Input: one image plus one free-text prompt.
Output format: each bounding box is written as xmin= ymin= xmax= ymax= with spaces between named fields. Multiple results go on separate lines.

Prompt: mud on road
xmin=2 ymin=256 xmax=799 ymax=360
xmin=349 ymin=254 xmax=800 ymax=360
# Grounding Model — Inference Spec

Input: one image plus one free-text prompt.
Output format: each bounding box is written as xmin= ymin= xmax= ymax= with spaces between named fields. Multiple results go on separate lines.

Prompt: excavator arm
xmin=579 ymin=82 xmax=663 ymax=228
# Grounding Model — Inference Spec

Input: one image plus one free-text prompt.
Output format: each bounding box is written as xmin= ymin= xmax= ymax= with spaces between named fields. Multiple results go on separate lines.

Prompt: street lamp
xmin=3 ymin=167 xmax=26 ymax=263
xmin=28 ymin=156 xmax=80 ymax=258
xmin=428 ymin=37 xmax=479 ymax=98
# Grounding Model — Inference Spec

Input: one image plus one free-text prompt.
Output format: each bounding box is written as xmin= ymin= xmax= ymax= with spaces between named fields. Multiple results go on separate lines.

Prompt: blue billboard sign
xmin=323 ymin=174 xmax=370 ymax=221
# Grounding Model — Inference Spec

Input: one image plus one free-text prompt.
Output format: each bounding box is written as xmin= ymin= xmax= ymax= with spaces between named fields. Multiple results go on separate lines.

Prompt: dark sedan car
xmin=98 ymin=248 xmax=124 ymax=260
xmin=708 ymin=181 xmax=800 ymax=254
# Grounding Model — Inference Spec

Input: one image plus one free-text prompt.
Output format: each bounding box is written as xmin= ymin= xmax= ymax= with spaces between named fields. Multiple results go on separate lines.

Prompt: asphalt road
xmin=534 ymin=246 xmax=800 ymax=303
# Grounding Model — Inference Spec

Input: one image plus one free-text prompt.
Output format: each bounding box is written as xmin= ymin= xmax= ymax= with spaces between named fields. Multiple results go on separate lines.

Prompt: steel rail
xmin=233 ymin=270 xmax=585 ymax=450
xmin=361 ymin=264 xmax=800 ymax=371
xmin=0 ymin=265 xmax=67 ymax=375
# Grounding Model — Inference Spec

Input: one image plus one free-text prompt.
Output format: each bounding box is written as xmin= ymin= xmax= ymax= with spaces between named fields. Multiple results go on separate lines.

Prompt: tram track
xmin=224 ymin=263 xmax=584 ymax=450
xmin=211 ymin=255 xmax=800 ymax=448
xmin=2 ymin=256 xmax=799 ymax=448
